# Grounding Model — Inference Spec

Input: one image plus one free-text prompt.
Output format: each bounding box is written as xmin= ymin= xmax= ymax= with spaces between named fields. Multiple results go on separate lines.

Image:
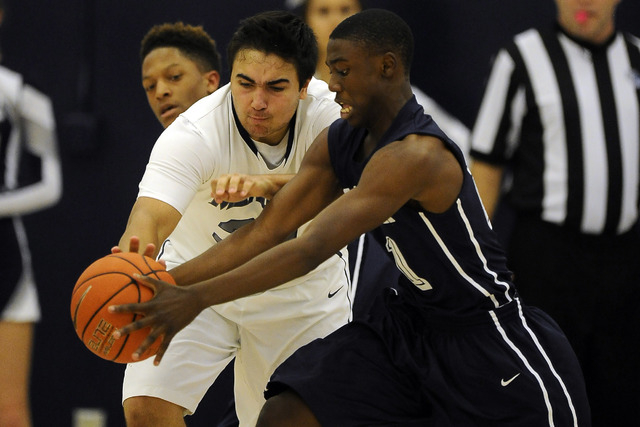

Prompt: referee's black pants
xmin=507 ymin=216 xmax=640 ymax=427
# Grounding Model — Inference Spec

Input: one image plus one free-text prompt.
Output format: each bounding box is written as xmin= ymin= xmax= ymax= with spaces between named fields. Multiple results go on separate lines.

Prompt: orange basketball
xmin=70 ymin=252 xmax=175 ymax=364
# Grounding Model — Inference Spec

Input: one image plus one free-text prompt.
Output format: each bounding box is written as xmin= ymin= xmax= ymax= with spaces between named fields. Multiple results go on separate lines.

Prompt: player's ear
xmin=205 ymin=70 xmax=221 ymax=94
xmin=381 ymin=52 xmax=398 ymax=78
xmin=299 ymin=78 xmax=311 ymax=100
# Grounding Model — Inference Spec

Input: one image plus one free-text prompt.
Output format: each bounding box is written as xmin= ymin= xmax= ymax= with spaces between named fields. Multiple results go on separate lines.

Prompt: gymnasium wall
xmin=2 ymin=1 xmax=638 ymax=425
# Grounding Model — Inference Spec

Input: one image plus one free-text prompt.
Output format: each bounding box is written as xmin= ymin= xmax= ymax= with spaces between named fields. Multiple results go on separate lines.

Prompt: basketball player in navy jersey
xmin=113 ymin=9 xmax=591 ymax=425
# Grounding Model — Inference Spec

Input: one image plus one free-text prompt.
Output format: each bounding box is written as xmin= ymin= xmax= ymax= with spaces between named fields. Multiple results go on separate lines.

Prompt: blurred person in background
xmin=470 ymin=0 xmax=640 ymax=423
xmin=0 ymin=1 xmax=62 ymax=426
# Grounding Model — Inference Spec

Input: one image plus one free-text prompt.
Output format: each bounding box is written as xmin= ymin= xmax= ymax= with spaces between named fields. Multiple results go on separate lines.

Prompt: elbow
xmin=294 ymin=237 xmax=334 ymax=276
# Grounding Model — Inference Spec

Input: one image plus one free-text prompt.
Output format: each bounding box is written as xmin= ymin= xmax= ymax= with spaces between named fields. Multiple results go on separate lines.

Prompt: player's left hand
xmin=109 ymin=274 xmax=204 ymax=365
xmin=111 ymin=236 xmax=161 ymax=265
xmin=211 ymin=173 xmax=276 ymax=204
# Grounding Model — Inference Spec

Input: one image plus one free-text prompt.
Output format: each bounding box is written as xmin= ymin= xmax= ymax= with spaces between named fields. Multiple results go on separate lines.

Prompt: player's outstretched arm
xmin=169 ymin=129 xmax=338 ymax=286
xmin=211 ymin=173 xmax=294 ymax=203
xmin=111 ymin=133 xmax=462 ymax=365
xmin=116 ymin=197 xmax=182 ymax=259
xmin=111 ymin=130 xmax=342 ymax=362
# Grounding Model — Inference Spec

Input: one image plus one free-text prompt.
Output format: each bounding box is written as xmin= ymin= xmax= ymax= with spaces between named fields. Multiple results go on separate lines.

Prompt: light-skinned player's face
xmin=142 ymin=47 xmax=220 ymax=128
xmin=305 ymin=0 xmax=361 ymax=64
xmin=231 ymin=49 xmax=309 ymax=145
xmin=555 ymin=0 xmax=620 ymax=44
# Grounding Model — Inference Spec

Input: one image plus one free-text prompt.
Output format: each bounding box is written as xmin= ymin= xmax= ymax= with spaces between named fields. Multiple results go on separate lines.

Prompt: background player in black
xmin=112 ymin=8 xmax=590 ymax=425
xmin=470 ymin=0 xmax=640 ymax=422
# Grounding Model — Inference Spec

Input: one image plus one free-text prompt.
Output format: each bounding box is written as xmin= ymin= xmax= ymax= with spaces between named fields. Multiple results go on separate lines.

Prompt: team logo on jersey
xmin=210 ymin=196 xmax=268 ymax=210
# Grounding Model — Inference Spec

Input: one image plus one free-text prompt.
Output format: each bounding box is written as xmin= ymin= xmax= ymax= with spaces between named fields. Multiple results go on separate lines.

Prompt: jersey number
xmin=385 ymin=236 xmax=432 ymax=291
xmin=213 ymin=218 xmax=254 ymax=242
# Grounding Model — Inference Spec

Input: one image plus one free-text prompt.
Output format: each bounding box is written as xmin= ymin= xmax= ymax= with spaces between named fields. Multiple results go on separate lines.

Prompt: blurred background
xmin=1 ymin=0 xmax=638 ymax=425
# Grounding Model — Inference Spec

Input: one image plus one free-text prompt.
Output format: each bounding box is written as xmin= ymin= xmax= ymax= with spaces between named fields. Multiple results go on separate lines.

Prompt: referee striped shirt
xmin=471 ymin=25 xmax=640 ymax=235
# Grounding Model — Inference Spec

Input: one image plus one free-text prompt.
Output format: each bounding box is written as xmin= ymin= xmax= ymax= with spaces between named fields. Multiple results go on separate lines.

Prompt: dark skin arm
xmin=111 ymin=130 xmax=463 ymax=364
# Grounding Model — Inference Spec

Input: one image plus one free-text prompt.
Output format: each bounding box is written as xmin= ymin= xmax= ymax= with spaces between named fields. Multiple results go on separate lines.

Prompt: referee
xmin=470 ymin=0 xmax=640 ymax=424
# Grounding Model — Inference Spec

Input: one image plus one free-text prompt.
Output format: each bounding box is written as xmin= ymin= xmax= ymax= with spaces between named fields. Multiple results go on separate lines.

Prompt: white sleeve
xmin=0 ymin=84 xmax=62 ymax=217
xmin=469 ymin=49 xmax=520 ymax=162
xmin=137 ymin=118 xmax=217 ymax=214
xmin=412 ymin=85 xmax=471 ymax=158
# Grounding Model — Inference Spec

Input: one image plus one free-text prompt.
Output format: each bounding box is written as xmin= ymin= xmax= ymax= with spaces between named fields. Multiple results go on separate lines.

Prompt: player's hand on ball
xmin=109 ymin=274 xmax=204 ymax=365
xmin=111 ymin=235 xmax=157 ymax=259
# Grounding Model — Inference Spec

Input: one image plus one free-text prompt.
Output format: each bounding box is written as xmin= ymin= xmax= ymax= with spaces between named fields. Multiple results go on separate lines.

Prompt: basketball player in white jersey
xmin=117 ymin=11 xmax=349 ymax=427
xmin=0 ymin=3 xmax=62 ymax=426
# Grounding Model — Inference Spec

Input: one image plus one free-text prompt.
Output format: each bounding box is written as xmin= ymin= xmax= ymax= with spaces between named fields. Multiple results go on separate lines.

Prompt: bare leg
xmin=0 ymin=322 xmax=33 ymax=427
xmin=256 ymin=390 xmax=321 ymax=427
xmin=123 ymin=396 xmax=186 ymax=427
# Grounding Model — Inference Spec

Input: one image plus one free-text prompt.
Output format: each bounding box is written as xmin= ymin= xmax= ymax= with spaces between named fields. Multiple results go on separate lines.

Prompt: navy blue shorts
xmin=266 ymin=288 xmax=591 ymax=426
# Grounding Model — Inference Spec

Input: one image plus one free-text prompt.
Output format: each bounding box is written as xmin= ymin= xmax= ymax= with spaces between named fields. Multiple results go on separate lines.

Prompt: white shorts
xmin=1 ymin=217 xmax=41 ymax=323
xmin=122 ymin=255 xmax=351 ymax=426
xmin=1 ymin=271 xmax=41 ymax=322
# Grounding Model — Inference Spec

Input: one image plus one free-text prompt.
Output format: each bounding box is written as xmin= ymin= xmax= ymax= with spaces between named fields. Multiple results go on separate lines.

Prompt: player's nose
xmin=251 ymin=88 xmax=268 ymax=110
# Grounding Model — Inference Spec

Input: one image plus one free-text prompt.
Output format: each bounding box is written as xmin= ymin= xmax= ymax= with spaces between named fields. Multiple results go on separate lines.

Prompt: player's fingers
xmin=151 ymin=332 xmax=175 ymax=365
xmin=131 ymin=329 xmax=164 ymax=362
xmin=227 ymin=174 xmax=244 ymax=194
xmin=142 ymin=243 xmax=156 ymax=259
xmin=133 ymin=274 xmax=162 ymax=292
xmin=108 ymin=301 xmax=146 ymax=316
xmin=110 ymin=313 xmax=150 ymax=338
xmin=111 ymin=246 xmax=123 ymax=254
xmin=128 ymin=236 xmax=141 ymax=253
xmin=238 ymin=178 xmax=254 ymax=196
xmin=213 ymin=175 xmax=232 ymax=195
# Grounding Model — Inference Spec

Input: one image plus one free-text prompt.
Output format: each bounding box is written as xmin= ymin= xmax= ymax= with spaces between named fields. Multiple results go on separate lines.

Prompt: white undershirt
xmin=253 ymin=130 xmax=289 ymax=169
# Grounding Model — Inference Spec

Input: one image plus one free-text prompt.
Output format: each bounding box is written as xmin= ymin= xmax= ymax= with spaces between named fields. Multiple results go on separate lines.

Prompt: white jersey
xmin=125 ymin=78 xmax=351 ymax=426
xmin=138 ymin=78 xmax=342 ymax=283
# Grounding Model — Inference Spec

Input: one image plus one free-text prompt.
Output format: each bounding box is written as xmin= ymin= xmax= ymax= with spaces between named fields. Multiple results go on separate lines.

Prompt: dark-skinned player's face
xmin=325 ymin=38 xmax=380 ymax=128
xmin=142 ymin=47 xmax=220 ymax=128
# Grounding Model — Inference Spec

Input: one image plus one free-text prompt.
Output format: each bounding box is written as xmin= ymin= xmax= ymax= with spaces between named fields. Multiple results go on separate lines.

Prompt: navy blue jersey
xmin=328 ymin=97 xmax=515 ymax=317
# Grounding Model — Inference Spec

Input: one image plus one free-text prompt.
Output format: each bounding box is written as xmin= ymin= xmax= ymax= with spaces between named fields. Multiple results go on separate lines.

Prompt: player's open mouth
xmin=339 ymin=103 xmax=353 ymax=118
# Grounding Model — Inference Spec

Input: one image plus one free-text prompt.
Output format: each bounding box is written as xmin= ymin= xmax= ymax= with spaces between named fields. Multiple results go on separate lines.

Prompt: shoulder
xmin=623 ymin=32 xmax=640 ymax=50
xmin=181 ymin=83 xmax=232 ymax=125
xmin=306 ymin=77 xmax=334 ymax=101
xmin=303 ymin=77 xmax=340 ymax=116
xmin=297 ymin=81 xmax=340 ymax=134
xmin=0 ymin=65 xmax=23 ymax=104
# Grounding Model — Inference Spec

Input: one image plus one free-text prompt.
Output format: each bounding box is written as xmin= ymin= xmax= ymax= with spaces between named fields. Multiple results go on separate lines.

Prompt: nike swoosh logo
xmin=501 ymin=373 xmax=520 ymax=387
xmin=328 ymin=286 xmax=344 ymax=298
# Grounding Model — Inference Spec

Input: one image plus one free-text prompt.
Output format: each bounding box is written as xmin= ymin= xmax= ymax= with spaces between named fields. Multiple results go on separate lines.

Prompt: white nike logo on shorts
xmin=501 ymin=373 xmax=520 ymax=386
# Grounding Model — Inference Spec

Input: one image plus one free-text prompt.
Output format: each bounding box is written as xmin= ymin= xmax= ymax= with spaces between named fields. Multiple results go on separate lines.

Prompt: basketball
xmin=70 ymin=252 xmax=175 ymax=364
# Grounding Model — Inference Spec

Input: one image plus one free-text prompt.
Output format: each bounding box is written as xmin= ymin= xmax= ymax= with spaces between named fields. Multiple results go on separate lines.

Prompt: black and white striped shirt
xmin=471 ymin=25 xmax=640 ymax=235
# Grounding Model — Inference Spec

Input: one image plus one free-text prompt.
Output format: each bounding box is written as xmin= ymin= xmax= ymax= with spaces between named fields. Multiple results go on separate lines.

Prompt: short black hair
xmin=330 ymin=9 xmax=413 ymax=76
xmin=140 ymin=22 xmax=222 ymax=73
xmin=227 ymin=10 xmax=317 ymax=89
